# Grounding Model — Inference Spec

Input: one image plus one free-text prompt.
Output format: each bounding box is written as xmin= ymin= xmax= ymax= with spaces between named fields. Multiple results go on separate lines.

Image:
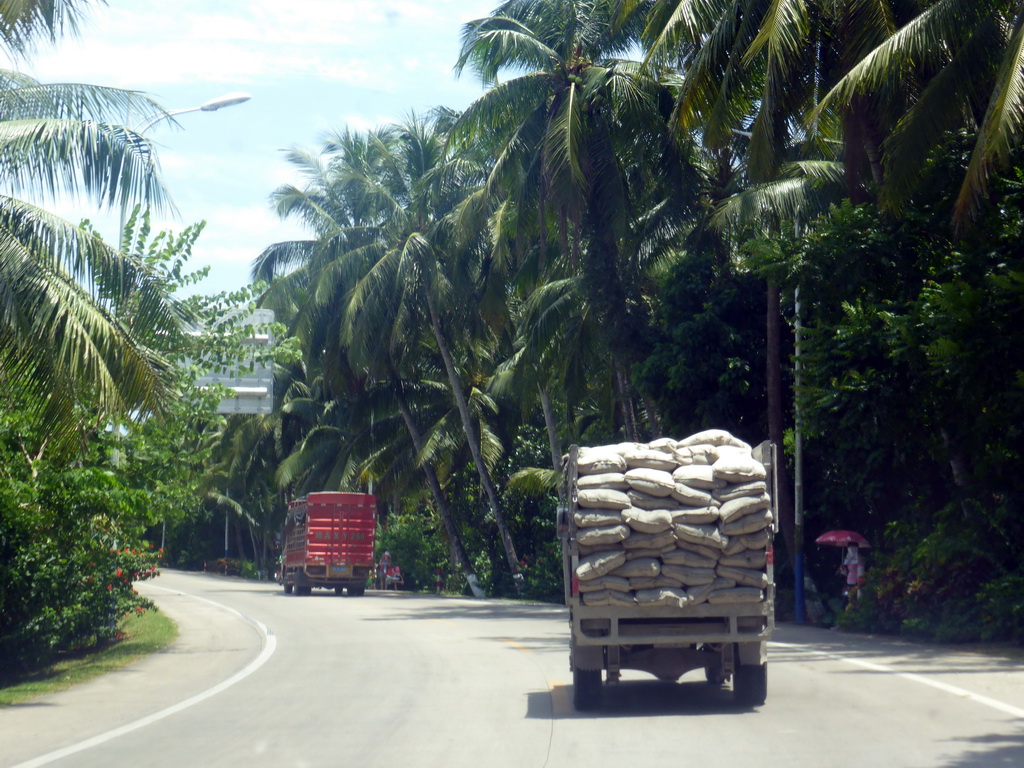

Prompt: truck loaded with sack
xmin=558 ymin=430 xmax=776 ymax=710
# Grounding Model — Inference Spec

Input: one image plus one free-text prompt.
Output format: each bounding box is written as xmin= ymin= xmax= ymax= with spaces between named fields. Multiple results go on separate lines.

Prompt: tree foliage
xmin=9 ymin=0 xmax=1024 ymax=655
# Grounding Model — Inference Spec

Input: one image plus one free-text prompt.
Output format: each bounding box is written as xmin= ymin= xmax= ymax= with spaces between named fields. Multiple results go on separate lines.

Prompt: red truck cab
xmin=281 ymin=492 xmax=376 ymax=596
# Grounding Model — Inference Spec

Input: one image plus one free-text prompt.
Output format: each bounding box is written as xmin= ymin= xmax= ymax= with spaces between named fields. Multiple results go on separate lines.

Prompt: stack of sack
xmin=572 ymin=430 xmax=773 ymax=609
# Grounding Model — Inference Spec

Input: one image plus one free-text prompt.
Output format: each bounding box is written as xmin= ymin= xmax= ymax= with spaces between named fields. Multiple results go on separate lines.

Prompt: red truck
xmin=281 ymin=492 xmax=376 ymax=596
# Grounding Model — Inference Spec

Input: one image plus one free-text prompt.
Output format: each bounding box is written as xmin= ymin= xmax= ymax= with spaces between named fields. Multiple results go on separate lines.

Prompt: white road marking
xmin=771 ymin=641 xmax=1024 ymax=719
xmin=11 ymin=585 xmax=277 ymax=768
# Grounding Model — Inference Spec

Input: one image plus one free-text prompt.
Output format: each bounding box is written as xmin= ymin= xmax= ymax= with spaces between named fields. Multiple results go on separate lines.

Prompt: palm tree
xmin=0 ymin=0 xmax=96 ymax=56
xmin=454 ymin=0 xmax=682 ymax=440
xmin=631 ymin=0 xmax=918 ymax=193
xmin=0 ymin=59 xmax=180 ymax=452
xmin=337 ymin=114 xmax=525 ymax=578
xmin=815 ymin=0 xmax=1024 ymax=226
xmin=256 ymin=118 xmax=505 ymax=586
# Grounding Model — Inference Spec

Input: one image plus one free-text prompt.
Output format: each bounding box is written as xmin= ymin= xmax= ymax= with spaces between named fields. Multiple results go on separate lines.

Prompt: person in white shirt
xmin=841 ymin=546 xmax=864 ymax=599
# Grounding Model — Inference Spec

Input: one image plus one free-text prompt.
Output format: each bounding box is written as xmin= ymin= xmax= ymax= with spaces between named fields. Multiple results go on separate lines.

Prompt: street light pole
xmin=120 ymin=91 xmax=252 ymax=239
xmin=126 ymin=91 xmax=252 ymax=554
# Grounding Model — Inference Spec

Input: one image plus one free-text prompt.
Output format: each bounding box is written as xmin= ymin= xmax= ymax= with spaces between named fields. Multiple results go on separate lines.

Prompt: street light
xmin=136 ymin=91 xmax=252 ymax=134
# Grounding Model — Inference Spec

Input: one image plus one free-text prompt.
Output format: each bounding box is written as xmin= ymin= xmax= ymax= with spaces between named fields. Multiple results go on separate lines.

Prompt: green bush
xmin=518 ymin=540 xmax=563 ymax=602
xmin=374 ymin=510 xmax=448 ymax=592
xmin=978 ymin=574 xmax=1024 ymax=643
xmin=0 ymin=467 xmax=160 ymax=676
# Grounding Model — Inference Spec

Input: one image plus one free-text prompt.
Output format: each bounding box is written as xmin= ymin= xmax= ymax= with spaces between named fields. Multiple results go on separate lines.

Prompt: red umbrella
xmin=815 ymin=530 xmax=870 ymax=548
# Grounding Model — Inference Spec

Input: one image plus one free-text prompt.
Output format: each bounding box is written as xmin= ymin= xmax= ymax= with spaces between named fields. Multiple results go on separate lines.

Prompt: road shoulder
xmin=0 ymin=574 xmax=266 ymax=768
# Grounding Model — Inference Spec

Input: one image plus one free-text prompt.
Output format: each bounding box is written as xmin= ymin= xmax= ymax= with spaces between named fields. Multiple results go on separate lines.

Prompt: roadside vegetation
xmin=2 ymin=0 xmax=1024 ymax=688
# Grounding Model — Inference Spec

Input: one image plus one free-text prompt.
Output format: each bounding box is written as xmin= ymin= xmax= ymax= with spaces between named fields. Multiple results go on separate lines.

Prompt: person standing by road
xmin=377 ymin=550 xmax=392 ymax=590
xmin=842 ymin=546 xmax=864 ymax=599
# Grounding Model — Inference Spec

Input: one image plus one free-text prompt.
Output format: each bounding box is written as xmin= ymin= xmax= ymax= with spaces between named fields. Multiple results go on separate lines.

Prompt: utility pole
xmin=794 ymin=284 xmax=806 ymax=623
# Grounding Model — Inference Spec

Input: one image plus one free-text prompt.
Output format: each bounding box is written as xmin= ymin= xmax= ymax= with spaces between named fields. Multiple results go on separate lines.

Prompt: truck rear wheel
xmin=733 ymin=662 xmax=767 ymax=707
xmin=283 ymin=582 xmax=293 ymax=594
xmin=573 ymin=668 xmax=602 ymax=711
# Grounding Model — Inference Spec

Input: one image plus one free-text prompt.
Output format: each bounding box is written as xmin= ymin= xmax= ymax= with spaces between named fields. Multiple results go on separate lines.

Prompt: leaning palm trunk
xmin=540 ymin=386 xmax=561 ymax=473
xmin=614 ymin=362 xmax=640 ymax=442
xmin=423 ymin=288 xmax=521 ymax=577
xmin=394 ymin=381 xmax=485 ymax=597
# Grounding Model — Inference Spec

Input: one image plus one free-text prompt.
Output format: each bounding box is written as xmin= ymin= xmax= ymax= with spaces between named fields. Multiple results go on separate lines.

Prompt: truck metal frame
xmin=559 ymin=441 xmax=778 ymax=710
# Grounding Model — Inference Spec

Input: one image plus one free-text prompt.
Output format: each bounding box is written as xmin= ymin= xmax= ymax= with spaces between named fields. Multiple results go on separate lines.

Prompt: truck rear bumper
xmin=570 ymin=600 xmax=773 ymax=647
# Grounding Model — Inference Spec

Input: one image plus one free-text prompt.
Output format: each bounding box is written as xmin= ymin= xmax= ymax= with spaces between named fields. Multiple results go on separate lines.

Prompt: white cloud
xmin=332 ymin=113 xmax=399 ymax=134
xmin=11 ymin=0 xmax=499 ymax=86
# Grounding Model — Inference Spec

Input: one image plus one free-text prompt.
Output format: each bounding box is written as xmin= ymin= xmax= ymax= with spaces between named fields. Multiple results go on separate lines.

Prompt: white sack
xmin=627 ymin=490 xmax=680 ymax=511
xmin=577 ymin=449 xmax=627 ymax=475
xmin=660 ymin=563 xmax=716 ymax=586
xmin=574 ymin=509 xmax=623 ymax=528
xmin=720 ymin=508 xmax=773 ymax=536
xmin=719 ymin=550 xmax=767 ymax=569
xmin=630 ymin=576 xmax=683 ymax=590
xmin=712 ymin=452 xmax=767 ymax=483
xmin=576 ymin=550 xmax=626 ymax=581
xmin=635 ymin=587 xmax=690 ymax=608
xmin=672 ymin=464 xmax=727 ymax=490
xmin=607 ymin=590 xmax=637 ymax=607
xmin=674 ymin=522 xmax=729 ymax=550
xmin=623 ymin=448 xmax=679 ymax=471
xmin=578 ymin=472 xmax=629 ymax=490
xmin=625 ymin=546 xmax=676 ymax=560
xmin=625 ymin=467 xmax=676 ymax=497
xmin=622 ymin=508 xmax=674 ymax=533
xmin=716 ymin=565 xmax=769 ymax=589
xmin=661 ymin=548 xmax=718 ymax=569
xmin=577 ymin=575 xmax=632 ymax=593
xmin=671 ymin=507 xmax=720 ymax=525
xmin=647 ymin=437 xmax=678 ymax=453
xmin=678 ymin=430 xmax=751 ymax=450
xmin=577 ymin=487 xmax=631 ymax=510
xmin=713 ymin=481 xmax=768 ymax=502
xmin=672 ymin=541 xmax=723 ymax=563
xmin=577 ymin=523 xmax=630 ymax=547
xmin=611 ymin=557 xmax=661 ymax=579
xmin=621 ymin=529 xmax=676 ymax=551
xmin=670 ymin=482 xmax=718 ymax=507
xmin=719 ymin=493 xmax=771 ymax=524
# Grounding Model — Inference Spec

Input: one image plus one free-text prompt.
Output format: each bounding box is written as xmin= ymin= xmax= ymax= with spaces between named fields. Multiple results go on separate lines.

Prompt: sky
xmin=3 ymin=0 xmax=498 ymax=296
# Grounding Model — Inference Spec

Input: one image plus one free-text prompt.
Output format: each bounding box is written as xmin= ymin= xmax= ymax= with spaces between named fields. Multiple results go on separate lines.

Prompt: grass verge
xmin=0 ymin=608 xmax=178 ymax=706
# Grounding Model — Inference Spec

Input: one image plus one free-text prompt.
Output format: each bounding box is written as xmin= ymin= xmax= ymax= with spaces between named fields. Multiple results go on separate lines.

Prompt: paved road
xmin=3 ymin=570 xmax=1023 ymax=767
